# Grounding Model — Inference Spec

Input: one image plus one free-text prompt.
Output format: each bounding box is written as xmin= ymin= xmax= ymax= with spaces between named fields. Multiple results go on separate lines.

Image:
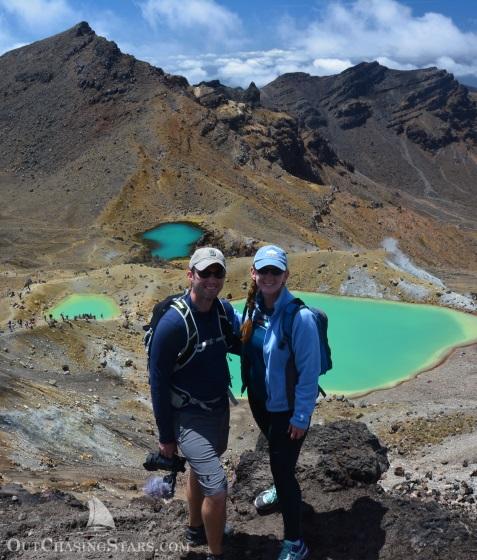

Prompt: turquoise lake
xmin=49 ymin=294 xmax=121 ymax=321
xmin=228 ymin=292 xmax=477 ymax=397
xmin=142 ymin=223 xmax=203 ymax=260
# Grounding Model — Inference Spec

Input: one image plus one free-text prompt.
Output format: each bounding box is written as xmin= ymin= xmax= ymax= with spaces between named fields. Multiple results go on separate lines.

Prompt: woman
xmin=240 ymin=245 xmax=321 ymax=560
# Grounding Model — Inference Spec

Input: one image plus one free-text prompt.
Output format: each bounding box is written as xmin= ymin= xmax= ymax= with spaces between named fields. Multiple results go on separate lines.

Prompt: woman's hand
xmin=288 ymin=424 xmax=306 ymax=440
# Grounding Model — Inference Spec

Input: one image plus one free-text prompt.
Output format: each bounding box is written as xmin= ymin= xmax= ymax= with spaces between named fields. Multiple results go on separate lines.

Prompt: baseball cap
xmin=189 ymin=247 xmax=226 ymax=271
xmin=253 ymin=245 xmax=288 ymax=271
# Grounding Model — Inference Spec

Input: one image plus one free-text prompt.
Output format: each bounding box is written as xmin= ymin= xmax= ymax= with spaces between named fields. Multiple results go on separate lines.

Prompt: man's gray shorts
xmin=174 ymin=404 xmax=230 ymax=496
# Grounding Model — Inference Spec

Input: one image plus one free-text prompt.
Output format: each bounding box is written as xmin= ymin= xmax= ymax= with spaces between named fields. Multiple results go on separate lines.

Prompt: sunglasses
xmin=194 ymin=267 xmax=226 ymax=279
xmin=256 ymin=266 xmax=284 ymax=276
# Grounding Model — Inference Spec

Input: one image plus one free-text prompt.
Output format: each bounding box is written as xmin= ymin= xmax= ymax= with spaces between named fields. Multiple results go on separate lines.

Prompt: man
xmin=149 ymin=247 xmax=240 ymax=560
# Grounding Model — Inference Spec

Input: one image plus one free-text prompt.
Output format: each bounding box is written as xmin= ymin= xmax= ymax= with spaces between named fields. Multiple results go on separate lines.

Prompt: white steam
xmin=381 ymin=237 xmax=445 ymax=288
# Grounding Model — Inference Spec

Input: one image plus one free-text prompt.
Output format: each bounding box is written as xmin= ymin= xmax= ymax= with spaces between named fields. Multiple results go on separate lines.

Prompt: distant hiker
xmin=148 ymin=247 xmax=241 ymax=560
xmin=240 ymin=245 xmax=321 ymax=560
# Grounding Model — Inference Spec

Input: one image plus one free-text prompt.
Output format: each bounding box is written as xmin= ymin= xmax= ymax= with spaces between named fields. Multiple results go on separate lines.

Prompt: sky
xmin=0 ymin=0 xmax=476 ymax=88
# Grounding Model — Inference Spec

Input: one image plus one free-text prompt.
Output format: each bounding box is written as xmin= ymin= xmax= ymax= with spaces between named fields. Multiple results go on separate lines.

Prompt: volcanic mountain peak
xmin=261 ymin=61 xmax=477 ymax=227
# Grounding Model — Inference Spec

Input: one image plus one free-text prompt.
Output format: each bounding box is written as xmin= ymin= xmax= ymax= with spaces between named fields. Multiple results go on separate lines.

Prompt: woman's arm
xmin=289 ymin=308 xmax=321 ymax=430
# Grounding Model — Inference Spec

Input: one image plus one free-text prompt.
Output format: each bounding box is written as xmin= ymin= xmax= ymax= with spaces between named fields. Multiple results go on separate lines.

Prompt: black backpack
xmin=143 ymin=293 xmax=237 ymax=375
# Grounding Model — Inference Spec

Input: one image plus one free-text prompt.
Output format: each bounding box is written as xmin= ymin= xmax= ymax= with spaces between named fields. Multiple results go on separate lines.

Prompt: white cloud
xmin=312 ymin=58 xmax=353 ymax=75
xmin=0 ymin=0 xmax=77 ymax=31
xmin=139 ymin=0 xmax=243 ymax=47
xmin=171 ymin=57 xmax=208 ymax=83
xmin=291 ymin=0 xmax=477 ymax=74
xmin=157 ymin=49 xmax=319 ymax=87
xmin=375 ymin=57 xmax=417 ymax=72
xmin=435 ymin=56 xmax=477 ymax=80
xmin=138 ymin=0 xmax=477 ymax=88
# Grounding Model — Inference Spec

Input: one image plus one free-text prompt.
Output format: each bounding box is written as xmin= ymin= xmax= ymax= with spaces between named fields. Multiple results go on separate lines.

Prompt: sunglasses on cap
xmin=255 ymin=266 xmax=285 ymax=276
xmin=194 ymin=267 xmax=226 ymax=279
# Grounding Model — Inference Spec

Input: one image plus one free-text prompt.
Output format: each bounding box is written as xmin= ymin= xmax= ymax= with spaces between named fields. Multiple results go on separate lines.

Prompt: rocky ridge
xmin=261 ymin=62 xmax=477 ymax=227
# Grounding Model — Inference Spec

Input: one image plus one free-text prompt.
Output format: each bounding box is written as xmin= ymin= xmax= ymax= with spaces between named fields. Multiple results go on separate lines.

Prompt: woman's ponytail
xmin=240 ymin=279 xmax=257 ymax=343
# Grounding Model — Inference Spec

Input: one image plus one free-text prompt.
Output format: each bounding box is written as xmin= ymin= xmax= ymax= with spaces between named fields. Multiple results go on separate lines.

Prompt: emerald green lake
xmin=228 ymin=293 xmax=477 ymax=397
xmin=143 ymin=223 xmax=203 ymax=260
xmin=49 ymin=294 xmax=121 ymax=321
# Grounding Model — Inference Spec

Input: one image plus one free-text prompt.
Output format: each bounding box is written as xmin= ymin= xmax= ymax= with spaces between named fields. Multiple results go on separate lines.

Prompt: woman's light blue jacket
xmin=242 ymin=286 xmax=322 ymax=429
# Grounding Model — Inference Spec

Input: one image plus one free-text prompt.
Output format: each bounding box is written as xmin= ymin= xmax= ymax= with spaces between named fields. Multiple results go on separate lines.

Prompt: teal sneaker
xmin=277 ymin=539 xmax=309 ymax=560
xmin=254 ymin=485 xmax=279 ymax=513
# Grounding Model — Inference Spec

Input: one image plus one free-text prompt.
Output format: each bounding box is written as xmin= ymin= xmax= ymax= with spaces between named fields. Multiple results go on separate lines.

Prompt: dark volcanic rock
xmin=243 ymin=81 xmax=261 ymax=107
xmin=193 ymin=81 xmax=327 ymax=182
xmin=231 ymin=421 xmax=389 ymax=505
xmin=304 ymin=131 xmax=340 ymax=167
xmin=227 ymin=420 xmax=477 ymax=560
xmin=193 ymin=79 xmax=260 ymax=108
xmin=405 ymin=123 xmax=456 ymax=151
xmin=335 ymin=100 xmax=373 ymax=129
xmin=299 ymin=420 xmax=389 ymax=490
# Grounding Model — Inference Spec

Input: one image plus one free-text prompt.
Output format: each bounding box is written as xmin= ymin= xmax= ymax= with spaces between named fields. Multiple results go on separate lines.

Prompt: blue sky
xmin=1 ymin=0 xmax=476 ymax=87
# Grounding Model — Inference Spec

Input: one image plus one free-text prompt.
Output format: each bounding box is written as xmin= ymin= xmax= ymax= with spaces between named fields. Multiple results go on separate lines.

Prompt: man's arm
xmin=149 ymin=311 xmax=186 ymax=448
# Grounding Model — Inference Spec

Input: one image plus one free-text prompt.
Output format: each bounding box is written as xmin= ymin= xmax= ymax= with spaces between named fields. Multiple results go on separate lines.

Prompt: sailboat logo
xmin=86 ymin=497 xmax=116 ymax=531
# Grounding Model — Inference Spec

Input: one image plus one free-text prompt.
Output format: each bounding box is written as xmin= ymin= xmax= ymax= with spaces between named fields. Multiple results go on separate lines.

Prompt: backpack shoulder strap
xmin=241 ymin=303 xmax=249 ymax=324
xmin=279 ymin=297 xmax=305 ymax=352
xmin=170 ymin=297 xmax=199 ymax=369
xmin=217 ymin=298 xmax=239 ymax=349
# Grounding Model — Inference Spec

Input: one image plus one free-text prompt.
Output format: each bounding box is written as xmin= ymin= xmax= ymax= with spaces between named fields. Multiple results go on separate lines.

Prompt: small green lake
xmin=142 ymin=223 xmax=204 ymax=260
xmin=49 ymin=294 xmax=121 ymax=321
xmin=228 ymin=292 xmax=477 ymax=397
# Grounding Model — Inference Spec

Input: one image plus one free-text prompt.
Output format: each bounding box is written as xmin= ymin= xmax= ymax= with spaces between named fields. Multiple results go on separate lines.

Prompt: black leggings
xmin=248 ymin=392 xmax=307 ymax=541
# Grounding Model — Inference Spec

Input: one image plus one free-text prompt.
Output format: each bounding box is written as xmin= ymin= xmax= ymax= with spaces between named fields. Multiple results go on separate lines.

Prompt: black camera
xmin=143 ymin=452 xmax=187 ymax=473
xmin=142 ymin=453 xmax=187 ymax=500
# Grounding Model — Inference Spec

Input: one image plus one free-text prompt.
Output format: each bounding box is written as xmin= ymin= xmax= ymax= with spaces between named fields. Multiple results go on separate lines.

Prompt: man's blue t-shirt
xmin=149 ymin=294 xmax=239 ymax=443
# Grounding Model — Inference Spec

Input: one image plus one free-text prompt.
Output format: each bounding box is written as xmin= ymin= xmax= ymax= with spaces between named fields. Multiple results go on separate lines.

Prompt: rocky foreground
xmin=1 ymin=417 xmax=476 ymax=560
xmin=0 ymin=272 xmax=476 ymax=559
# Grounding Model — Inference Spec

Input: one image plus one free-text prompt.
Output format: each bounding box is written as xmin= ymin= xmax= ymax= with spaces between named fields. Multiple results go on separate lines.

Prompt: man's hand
xmin=288 ymin=424 xmax=306 ymax=440
xmin=159 ymin=441 xmax=177 ymax=458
